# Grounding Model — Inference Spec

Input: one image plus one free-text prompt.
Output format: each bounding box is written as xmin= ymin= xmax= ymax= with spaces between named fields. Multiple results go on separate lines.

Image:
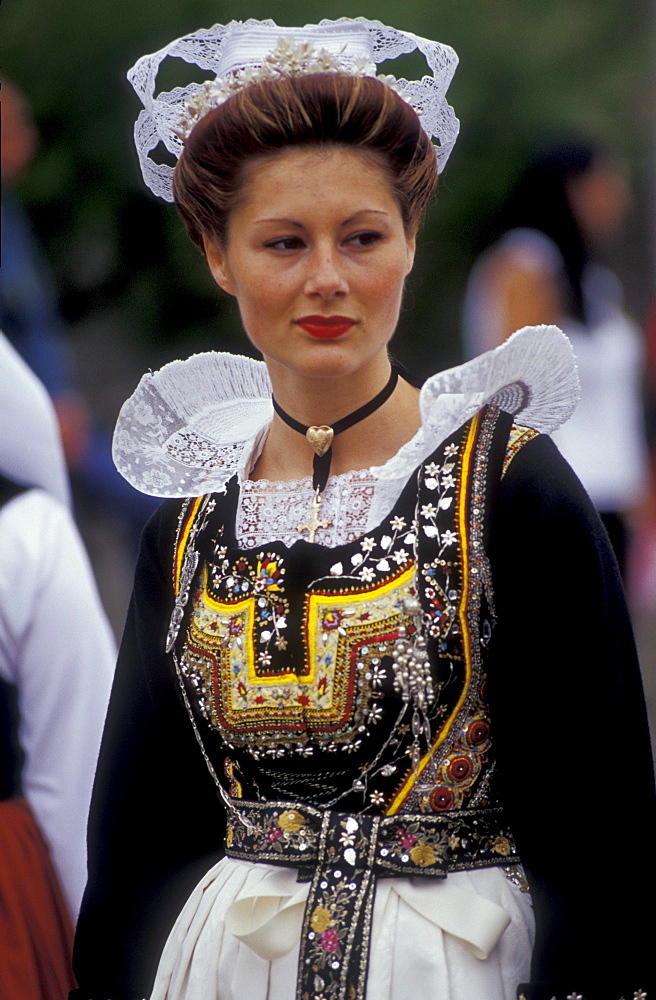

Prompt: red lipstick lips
xmin=294 ymin=315 xmax=356 ymax=339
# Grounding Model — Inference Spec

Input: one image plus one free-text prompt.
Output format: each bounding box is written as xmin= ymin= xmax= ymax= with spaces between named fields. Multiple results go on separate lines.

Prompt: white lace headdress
xmin=127 ymin=17 xmax=460 ymax=201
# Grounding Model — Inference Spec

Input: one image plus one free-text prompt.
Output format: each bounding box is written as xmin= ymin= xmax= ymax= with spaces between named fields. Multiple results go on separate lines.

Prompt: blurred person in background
xmin=0 ymin=333 xmax=116 ymax=998
xmin=1 ymin=79 xmax=91 ymax=470
xmin=463 ymin=139 xmax=649 ymax=577
xmin=1 ymin=326 xmax=71 ymax=509
xmin=635 ymin=302 xmax=656 ymax=609
xmin=1 ymin=78 xmax=157 ymax=635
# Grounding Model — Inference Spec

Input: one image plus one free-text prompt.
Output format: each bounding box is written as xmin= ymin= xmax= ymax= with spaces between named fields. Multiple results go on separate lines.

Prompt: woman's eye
xmin=264 ymin=236 xmax=305 ymax=251
xmin=345 ymin=230 xmax=384 ymax=248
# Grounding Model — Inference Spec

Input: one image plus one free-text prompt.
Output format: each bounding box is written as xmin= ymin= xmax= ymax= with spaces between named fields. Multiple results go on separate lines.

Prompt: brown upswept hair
xmin=173 ymin=73 xmax=438 ymax=249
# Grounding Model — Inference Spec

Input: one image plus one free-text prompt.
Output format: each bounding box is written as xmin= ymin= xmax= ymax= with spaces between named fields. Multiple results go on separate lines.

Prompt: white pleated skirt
xmin=150 ymin=857 xmax=535 ymax=1000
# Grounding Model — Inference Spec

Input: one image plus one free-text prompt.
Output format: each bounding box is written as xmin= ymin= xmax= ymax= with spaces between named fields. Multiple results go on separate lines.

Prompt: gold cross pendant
xmin=297 ymin=488 xmax=332 ymax=543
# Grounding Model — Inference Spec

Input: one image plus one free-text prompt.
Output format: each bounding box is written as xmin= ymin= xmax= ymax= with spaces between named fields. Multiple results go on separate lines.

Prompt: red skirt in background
xmin=0 ymin=797 xmax=76 ymax=1000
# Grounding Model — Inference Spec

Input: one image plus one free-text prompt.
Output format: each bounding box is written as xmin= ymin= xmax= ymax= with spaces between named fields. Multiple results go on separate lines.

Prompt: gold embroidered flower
xmin=492 ymin=836 xmax=512 ymax=857
xmin=410 ymin=841 xmax=437 ymax=867
xmin=278 ymin=809 xmax=305 ymax=832
xmin=310 ymin=905 xmax=332 ymax=933
xmin=225 ymin=826 xmax=234 ymax=848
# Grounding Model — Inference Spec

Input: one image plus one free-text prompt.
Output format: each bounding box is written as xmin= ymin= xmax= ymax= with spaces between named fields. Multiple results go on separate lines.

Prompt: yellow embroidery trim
xmin=196 ymin=577 xmax=260 ymax=683
xmin=184 ymin=560 xmax=416 ymax=745
xmin=305 ymin=564 xmax=415 ymax=677
xmin=174 ymin=495 xmax=204 ymax=595
xmin=197 ymin=564 xmax=415 ymax=691
xmin=386 ymin=413 xmax=480 ymax=816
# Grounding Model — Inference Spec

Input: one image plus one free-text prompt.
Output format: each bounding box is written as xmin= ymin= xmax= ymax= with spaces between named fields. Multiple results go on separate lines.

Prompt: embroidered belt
xmin=225 ymin=799 xmax=517 ymax=1000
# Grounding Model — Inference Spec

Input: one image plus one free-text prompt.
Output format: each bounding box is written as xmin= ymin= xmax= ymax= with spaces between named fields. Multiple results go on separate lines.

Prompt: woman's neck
xmin=251 ymin=359 xmax=421 ymax=483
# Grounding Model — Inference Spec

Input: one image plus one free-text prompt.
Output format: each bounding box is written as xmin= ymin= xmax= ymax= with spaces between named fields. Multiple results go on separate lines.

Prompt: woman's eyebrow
xmin=253 ymin=209 xmax=390 ymax=227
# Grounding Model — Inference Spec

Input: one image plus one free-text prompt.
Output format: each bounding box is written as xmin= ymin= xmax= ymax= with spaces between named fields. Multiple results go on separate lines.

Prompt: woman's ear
xmin=202 ymin=236 xmax=235 ymax=295
xmin=405 ymin=232 xmax=417 ymax=276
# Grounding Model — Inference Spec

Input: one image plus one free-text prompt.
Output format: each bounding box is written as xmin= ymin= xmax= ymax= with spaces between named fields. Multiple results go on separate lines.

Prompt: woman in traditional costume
xmin=71 ymin=18 xmax=656 ymax=1000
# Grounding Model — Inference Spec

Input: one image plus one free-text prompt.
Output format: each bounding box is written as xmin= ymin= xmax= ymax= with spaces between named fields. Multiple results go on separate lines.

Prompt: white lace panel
xmin=236 ymin=468 xmax=405 ymax=548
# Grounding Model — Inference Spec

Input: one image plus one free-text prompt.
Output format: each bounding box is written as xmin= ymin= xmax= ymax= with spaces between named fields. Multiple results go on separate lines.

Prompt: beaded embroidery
xmin=223 ymin=797 xmax=518 ymax=1000
xmin=236 ymin=420 xmax=538 ymax=549
xmin=385 ymin=409 xmax=499 ymax=816
xmin=180 ymin=559 xmax=415 ymax=754
xmin=502 ymin=422 xmax=539 ymax=477
xmin=172 ymin=405 xmax=515 ymax=823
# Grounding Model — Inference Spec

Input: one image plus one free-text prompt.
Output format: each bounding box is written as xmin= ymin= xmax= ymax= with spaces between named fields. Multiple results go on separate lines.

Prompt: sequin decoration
xmin=174 ymin=406 xmax=517 ymax=827
xmin=180 ymin=553 xmax=417 ymax=754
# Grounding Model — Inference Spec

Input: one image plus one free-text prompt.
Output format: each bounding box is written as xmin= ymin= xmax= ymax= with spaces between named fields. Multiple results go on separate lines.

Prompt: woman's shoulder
xmin=0 ymin=485 xmax=76 ymax=559
xmin=463 ymin=229 xmax=565 ymax=356
xmin=496 ymin=427 xmax=604 ymax=545
xmin=375 ymin=325 xmax=580 ymax=484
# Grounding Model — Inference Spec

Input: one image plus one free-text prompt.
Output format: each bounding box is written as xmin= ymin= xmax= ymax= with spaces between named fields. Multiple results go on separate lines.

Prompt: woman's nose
xmin=303 ymin=247 xmax=348 ymax=298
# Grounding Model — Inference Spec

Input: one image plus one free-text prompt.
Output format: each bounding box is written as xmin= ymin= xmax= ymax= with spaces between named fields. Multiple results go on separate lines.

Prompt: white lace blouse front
xmin=237 ymin=464 xmax=401 ymax=549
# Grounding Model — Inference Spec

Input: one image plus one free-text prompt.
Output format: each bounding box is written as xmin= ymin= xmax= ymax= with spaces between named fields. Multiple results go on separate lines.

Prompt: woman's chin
xmin=261 ymin=343 xmax=389 ymax=384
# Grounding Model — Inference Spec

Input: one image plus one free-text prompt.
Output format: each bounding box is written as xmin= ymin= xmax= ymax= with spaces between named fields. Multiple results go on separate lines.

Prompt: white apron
xmin=150 ymin=859 xmax=534 ymax=1000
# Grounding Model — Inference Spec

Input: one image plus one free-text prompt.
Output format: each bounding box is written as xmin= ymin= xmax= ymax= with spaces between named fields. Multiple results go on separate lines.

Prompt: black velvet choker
xmin=272 ymin=365 xmax=399 ymax=494
xmin=271 ymin=365 xmax=399 ymax=542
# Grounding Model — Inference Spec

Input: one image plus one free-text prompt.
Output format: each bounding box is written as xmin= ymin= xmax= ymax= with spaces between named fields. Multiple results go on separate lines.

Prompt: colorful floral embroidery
xmin=176 ymin=407 xmax=514 ymax=827
xmin=181 ymin=551 xmax=417 ymax=757
xmin=224 ymin=798 xmax=517 ymax=1000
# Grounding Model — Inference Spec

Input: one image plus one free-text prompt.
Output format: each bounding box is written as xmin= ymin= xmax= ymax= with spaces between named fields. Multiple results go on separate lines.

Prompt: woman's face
xmin=566 ymin=161 xmax=630 ymax=244
xmin=204 ymin=146 xmax=416 ymax=383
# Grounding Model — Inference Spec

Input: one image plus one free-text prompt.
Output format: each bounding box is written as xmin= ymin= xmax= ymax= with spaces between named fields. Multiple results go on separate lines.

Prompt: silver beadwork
xmin=391 ymin=600 xmax=434 ymax=710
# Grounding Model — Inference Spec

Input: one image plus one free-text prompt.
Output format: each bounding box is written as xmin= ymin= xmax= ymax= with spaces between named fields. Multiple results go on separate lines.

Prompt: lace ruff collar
xmin=112 ymin=325 xmax=579 ymax=498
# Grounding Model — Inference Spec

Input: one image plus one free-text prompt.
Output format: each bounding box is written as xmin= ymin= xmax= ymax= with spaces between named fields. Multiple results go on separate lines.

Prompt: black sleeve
xmin=71 ymin=501 xmax=226 ymax=1000
xmin=487 ymin=433 xmax=656 ymax=1000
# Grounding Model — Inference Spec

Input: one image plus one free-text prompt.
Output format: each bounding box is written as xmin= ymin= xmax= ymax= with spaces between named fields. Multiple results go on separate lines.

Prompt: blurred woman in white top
xmin=463 ymin=140 xmax=648 ymax=574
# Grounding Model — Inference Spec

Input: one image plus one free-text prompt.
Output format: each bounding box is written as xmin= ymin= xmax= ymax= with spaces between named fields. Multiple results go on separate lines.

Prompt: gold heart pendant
xmin=306 ymin=425 xmax=334 ymax=457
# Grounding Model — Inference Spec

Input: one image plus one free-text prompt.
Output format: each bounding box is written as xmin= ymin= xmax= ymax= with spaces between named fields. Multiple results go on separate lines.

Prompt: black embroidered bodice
xmin=172 ymin=406 xmax=515 ymax=829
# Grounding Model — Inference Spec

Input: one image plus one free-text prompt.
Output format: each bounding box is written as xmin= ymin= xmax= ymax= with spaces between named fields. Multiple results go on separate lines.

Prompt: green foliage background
xmin=2 ymin=0 xmax=654 ymax=418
